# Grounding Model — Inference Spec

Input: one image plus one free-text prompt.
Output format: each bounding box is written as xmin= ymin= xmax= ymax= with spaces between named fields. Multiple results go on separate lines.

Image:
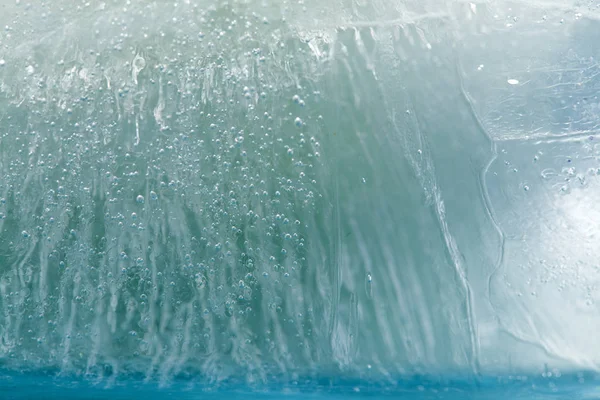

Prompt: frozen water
xmin=0 ymin=0 xmax=599 ymax=397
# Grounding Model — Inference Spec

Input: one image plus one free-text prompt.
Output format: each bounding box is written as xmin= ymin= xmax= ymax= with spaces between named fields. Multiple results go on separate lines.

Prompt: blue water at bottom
xmin=1 ymin=371 xmax=599 ymax=400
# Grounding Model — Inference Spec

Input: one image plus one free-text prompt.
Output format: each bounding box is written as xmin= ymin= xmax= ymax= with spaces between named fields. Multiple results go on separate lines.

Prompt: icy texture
xmin=0 ymin=0 xmax=598 ymax=386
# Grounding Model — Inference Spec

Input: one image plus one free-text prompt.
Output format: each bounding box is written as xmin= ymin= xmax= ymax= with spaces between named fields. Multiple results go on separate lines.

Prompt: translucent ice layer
xmin=0 ymin=0 xmax=599 ymax=386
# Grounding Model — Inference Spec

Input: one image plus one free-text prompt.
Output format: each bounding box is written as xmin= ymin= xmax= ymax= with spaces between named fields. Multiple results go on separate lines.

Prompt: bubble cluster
xmin=0 ymin=0 xmax=328 ymax=384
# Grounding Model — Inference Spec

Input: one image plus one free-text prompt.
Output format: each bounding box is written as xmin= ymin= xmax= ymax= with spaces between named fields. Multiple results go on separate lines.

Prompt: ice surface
xmin=0 ymin=0 xmax=599 ymax=394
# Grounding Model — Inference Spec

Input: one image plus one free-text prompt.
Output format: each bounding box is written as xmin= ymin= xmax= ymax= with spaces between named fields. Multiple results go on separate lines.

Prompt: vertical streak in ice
xmin=412 ymin=97 xmax=481 ymax=374
xmin=388 ymin=94 xmax=481 ymax=373
xmin=433 ymin=190 xmax=480 ymax=374
xmin=154 ymin=75 xmax=165 ymax=130
xmin=455 ymin=59 xmax=505 ymax=322
xmin=0 ymin=187 xmax=7 ymax=234
xmin=135 ymin=116 xmax=140 ymax=146
xmin=13 ymin=240 xmax=37 ymax=352
xmin=329 ymin=108 xmax=342 ymax=362
xmin=62 ymin=270 xmax=80 ymax=370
